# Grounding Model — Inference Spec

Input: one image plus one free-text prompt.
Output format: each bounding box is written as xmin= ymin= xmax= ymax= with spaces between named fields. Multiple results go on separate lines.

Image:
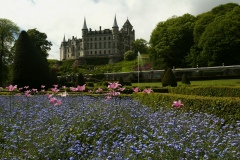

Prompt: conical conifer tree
xmin=162 ymin=68 xmax=177 ymax=87
xmin=13 ymin=31 xmax=50 ymax=90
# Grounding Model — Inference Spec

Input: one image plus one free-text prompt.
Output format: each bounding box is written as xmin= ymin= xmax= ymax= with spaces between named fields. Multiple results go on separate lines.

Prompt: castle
xmin=60 ymin=15 xmax=135 ymax=63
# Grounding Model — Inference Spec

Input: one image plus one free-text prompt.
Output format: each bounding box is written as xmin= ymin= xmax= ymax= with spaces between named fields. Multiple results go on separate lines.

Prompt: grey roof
xmin=63 ymin=34 xmax=66 ymax=42
xmin=82 ymin=17 xmax=88 ymax=30
xmin=112 ymin=15 xmax=118 ymax=28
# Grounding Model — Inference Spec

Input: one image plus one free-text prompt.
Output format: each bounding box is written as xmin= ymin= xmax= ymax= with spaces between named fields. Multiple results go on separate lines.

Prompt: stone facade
xmin=60 ymin=15 xmax=135 ymax=62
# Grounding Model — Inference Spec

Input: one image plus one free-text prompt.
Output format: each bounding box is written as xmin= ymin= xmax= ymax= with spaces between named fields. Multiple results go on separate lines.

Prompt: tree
xmin=181 ymin=73 xmax=190 ymax=85
xmin=149 ymin=14 xmax=196 ymax=69
xmin=198 ymin=4 xmax=240 ymax=66
xmin=75 ymin=73 xmax=85 ymax=86
xmin=124 ymin=50 xmax=137 ymax=61
xmin=132 ymin=38 xmax=149 ymax=54
xmin=27 ymin=28 xmax=52 ymax=60
xmin=161 ymin=68 xmax=177 ymax=87
xmin=0 ymin=18 xmax=20 ymax=86
xmin=13 ymin=31 xmax=50 ymax=90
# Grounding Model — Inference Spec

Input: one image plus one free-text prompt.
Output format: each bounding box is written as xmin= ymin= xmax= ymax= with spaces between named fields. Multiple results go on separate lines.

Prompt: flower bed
xmin=0 ymin=95 xmax=239 ymax=159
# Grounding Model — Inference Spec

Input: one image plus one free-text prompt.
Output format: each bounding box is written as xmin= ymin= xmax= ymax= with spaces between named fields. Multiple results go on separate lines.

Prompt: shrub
xmin=124 ymin=50 xmax=137 ymax=61
xmin=86 ymin=82 xmax=94 ymax=87
xmin=181 ymin=73 xmax=191 ymax=85
xmin=118 ymin=77 xmax=124 ymax=86
xmin=75 ymin=73 xmax=85 ymax=86
xmin=161 ymin=68 xmax=177 ymax=87
xmin=12 ymin=31 xmax=50 ymax=90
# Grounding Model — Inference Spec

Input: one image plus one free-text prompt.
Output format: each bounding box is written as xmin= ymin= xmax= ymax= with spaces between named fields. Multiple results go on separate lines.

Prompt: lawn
xmin=132 ymin=79 xmax=240 ymax=87
xmin=0 ymin=93 xmax=239 ymax=159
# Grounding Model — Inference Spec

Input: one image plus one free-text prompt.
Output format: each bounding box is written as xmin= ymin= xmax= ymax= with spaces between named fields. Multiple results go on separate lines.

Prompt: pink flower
xmin=132 ymin=87 xmax=140 ymax=92
xmin=118 ymin=87 xmax=125 ymax=92
xmin=62 ymin=86 xmax=66 ymax=89
xmin=51 ymin=87 xmax=59 ymax=93
xmin=53 ymin=84 xmax=58 ymax=88
xmin=77 ymin=84 xmax=86 ymax=92
xmin=49 ymin=97 xmax=57 ymax=104
xmin=54 ymin=99 xmax=62 ymax=106
xmin=88 ymin=89 xmax=93 ymax=93
xmin=172 ymin=100 xmax=184 ymax=108
xmin=6 ymin=85 xmax=17 ymax=91
xmin=70 ymin=87 xmax=78 ymax=92
xmin=41 ymin=85 xmax=45 ymax=89
xmin=108 ymin=82 xmax=121 ymax=89
xmin=109 ymin=91 xmax=120 ymax=96
xmin=32 ymin=88 xmax=38 ymax=92
xmin=143 ymin=88 xmax=153 ymax=94
xmin=105 ymin=95 xmax=112 ymax=101
xmin=46 ymin=93 xmax=53 ymax=98
xmin=24 ymin=86 xmax=29 ymax=89
xmin=96 ymin=88 xmax=103 ymax=93
xmin=25 ymin=90 xmax=31 ymax=97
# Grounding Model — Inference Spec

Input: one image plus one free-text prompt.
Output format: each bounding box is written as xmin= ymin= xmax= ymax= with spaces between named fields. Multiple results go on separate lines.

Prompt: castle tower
xmin=82 ymin=17 xmax=88 ymax=54
xmin=112 ymin=15 xmax=119 ymax=55
xmin=82 ymin=17 xmax=88 ymax=36
xmin=60 ymin=34 xmax=67 ymax=60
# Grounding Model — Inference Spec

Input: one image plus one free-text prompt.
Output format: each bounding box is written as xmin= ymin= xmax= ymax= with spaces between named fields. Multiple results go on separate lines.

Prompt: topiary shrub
xmin=181 ymin=73 xmax=191 ymax=85
xmin=75 ymin=73 xmax=85 ymax=86
xmin=124 ymin=50 xmax=137 ymax=61
xmin=118 ymin=77 xmax=124 ymax=86
xmin=13 ymin=31 xmax=50 ymax=90
xmin=161 ymin=68 xmax=177 ymax=87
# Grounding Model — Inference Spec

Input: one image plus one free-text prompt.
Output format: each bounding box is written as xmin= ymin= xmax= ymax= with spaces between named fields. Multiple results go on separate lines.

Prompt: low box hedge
xmin=133 ymin=92 xmax=240 ymax=124
xmin=168 ymin=86 xmax=240 ymax=97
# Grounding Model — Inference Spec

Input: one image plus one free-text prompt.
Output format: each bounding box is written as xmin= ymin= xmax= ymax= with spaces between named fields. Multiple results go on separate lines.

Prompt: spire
xmin=82 ymin=17 xmax=88 ymax=30
xmin=63 ymin=34 xmax=66 ymax=42
xmin=112 ymin=14 xmax=118 ymax=28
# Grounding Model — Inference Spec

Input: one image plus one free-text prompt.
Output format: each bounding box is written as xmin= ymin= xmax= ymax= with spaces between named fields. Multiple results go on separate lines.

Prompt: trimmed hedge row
xmin=168 ymin=86 xmax=240 ymax=97
xmin=133 ymin=93 xmax=240 ymax=124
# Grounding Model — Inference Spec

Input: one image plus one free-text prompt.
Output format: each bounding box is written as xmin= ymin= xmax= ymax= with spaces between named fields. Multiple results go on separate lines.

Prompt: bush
xmin=75 ymin=73 xmax=85 ymax=86
xmin=181 ymin=73 xmax=191 ymax=85
xmin=161 ymin=68 xmax=177 ymax=87
xmin=13 ymin=31 xmax=50 ymax=90
xmin=86 ymin=82 xmax=94 ymax=87
xmin=118 ymin=77 xmax=124 ymax=86
xmin=124 ymin=50 xmax=137 ymax=61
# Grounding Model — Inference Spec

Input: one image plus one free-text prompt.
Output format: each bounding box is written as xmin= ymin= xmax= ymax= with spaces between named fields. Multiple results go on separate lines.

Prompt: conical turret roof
xmin=112 ymin=15 xmax=118 ymax=28
xmin=82 ymin=17 xmax=88 ymax=30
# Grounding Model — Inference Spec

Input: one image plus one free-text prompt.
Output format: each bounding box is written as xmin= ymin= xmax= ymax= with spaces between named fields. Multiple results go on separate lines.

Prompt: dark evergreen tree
xmin=161 ymin=68 xmax=177 ymax=87
xmin=50 ymin=68 xmax=58 ymax=86
xmin=75 ymin=73 xmax=85 ymax=86
xmin=118 ymin=77 xmax=124 ymax=86
xmin=181 ymin=73 xmax=191 ymax=85
xmin=12 ymin=31 xmax=50 ymax=90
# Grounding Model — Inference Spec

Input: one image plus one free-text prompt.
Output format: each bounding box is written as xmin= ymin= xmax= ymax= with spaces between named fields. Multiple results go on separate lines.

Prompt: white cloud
xmin=0 ymin=0 xmax=239 ymax=60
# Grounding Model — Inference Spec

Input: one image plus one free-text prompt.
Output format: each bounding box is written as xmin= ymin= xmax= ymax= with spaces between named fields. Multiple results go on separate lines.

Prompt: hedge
xmin=168 ymin=86 xmax=240 ymax=97
xmin=133 ymin=92 xmax=240 ymax=124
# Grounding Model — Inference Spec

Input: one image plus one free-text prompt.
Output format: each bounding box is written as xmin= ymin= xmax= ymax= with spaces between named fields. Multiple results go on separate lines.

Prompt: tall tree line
xmin=149 ymin=3 xmax=240 ymax=69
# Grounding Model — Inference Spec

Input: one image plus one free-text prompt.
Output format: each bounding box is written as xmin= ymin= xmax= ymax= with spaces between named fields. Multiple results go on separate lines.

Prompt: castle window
xmin=99 ymin=42 xmax=102 ymax=49
xmin=91 ymin=51 xmax=92 ymax=55
xmin=100 ymin=51 xmax=101 ymax=54
xmin=104 ymin=37 xmax=106 ymax=40
xmin=95 ymin=43 xmax=97 ymax=49
xmin=90 ymin=43 xmax=92 ymax=49
xmin=104 ymin=50 xmax=106 ymax=54
xmin=95 ymin=37 xmax=97 ymax=41
xmin=109 ymin=50 xmax=111 ymax=54
xmin=104 ymin=42 xmax=106 ymax=48
xmin=108 ymin=42 xmax=111 ymax=48
xmin=95 ymin=51 xmax=97 ymax=54
xmin=99 ymin=37 xmax=101 ymax=40
xmin=108 ymin=37 xmax=111 ymax=40
xmin=90 ymin=38 xmax=92 ymax=41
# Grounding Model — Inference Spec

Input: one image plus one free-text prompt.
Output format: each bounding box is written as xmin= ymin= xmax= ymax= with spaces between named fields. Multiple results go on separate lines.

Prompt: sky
xmin=1 ymin=0 xmax=239 ymax=60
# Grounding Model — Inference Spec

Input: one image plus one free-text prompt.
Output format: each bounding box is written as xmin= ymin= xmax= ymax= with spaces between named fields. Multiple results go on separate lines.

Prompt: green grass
xmin=132 ymin=79 xmax=240 ymax=87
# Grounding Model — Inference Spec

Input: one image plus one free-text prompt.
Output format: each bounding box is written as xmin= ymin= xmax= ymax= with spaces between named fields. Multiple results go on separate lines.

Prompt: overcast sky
xmin=1 ymin=0 xmax=239 ymax=60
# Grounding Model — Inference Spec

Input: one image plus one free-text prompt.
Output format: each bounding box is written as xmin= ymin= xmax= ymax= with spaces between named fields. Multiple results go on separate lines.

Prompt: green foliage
xmin=181 ymin=73 xmax=190 ymax=85
xmin=161 ymin=68 xmax=177 ymax=87
xmin=118 ymin=77 xmax=124 ymax=86
xmin=75 ymin=73 xmax=85 ymax=86
xmin=50 ymin=68 xmax=59 ymax=86
xmin=0 ymin=18 xmax=20 ymax=85
xmin=124 ymin=50 xmax=137 ymax=61
xmin=134 ymin=92 xmax=240 ymax=123
xmin=132 ymin=38 xmax=149 ymax=54
xmin=27 ymin=28 xmax=52 ymax=60
xmin=168 ymin=86 xmax=240 ymax=97
xmin=12 ymin=31 xmax=50 ymax=90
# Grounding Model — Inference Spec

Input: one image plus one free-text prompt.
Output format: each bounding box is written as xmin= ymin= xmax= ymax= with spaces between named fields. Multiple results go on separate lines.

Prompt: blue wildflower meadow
xmin=0 ymin=95 xmax=239 ymax=159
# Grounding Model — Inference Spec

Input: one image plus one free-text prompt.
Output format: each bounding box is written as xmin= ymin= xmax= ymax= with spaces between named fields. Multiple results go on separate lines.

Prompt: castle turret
xmin=60 ymin=34 xmax=67 ymax=60
xmin=82 ymin=17 xmax=88 ymax=37
xmin=112 ymin=14 xmax=119 ymax=34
